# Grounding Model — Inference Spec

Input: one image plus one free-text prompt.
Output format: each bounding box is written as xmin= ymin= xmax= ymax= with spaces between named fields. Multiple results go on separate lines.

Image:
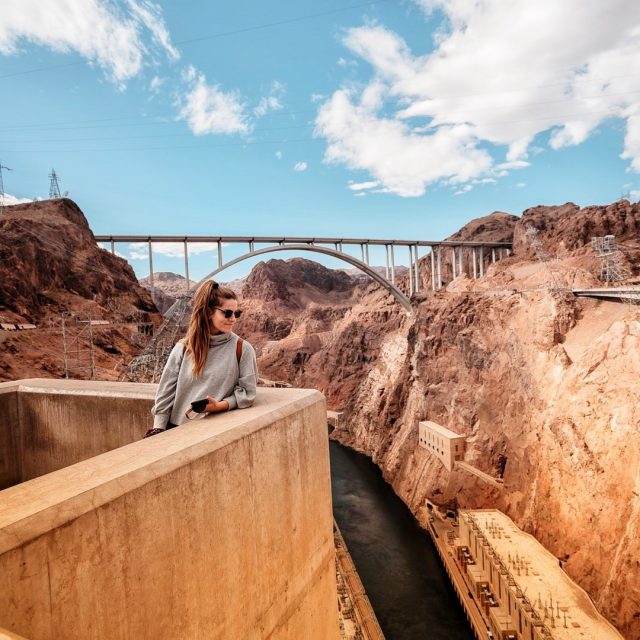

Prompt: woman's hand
xmin=205 ymin=396 xmax=230 ymax=413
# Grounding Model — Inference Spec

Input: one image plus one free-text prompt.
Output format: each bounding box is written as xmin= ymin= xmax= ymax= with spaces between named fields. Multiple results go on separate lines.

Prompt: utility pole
xmin=49 ymin=168 xmax=62 ymax=199
xmin=0 ymin=160 xmax=13 ymax=215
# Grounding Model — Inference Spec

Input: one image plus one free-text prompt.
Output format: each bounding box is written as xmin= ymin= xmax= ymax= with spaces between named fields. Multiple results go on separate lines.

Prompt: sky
xmin=2 ymin=0 xmax=640 ymax=282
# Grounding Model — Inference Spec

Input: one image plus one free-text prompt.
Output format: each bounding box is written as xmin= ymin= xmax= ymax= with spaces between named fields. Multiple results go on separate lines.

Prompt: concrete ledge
xmin=0 ymin=381 xmax=339 ymax=640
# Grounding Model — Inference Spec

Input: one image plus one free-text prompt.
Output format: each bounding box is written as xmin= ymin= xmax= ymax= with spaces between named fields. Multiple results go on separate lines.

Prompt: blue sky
xmin=2 ymin=0 xmax=640 ymax=282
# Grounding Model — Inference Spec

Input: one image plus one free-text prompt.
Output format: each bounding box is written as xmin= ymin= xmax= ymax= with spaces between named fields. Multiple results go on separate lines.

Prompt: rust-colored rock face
xmin=237 ymin=201 xmax=640 ymax=639
xmin=0 ymin=199 xmax=160 ymax=381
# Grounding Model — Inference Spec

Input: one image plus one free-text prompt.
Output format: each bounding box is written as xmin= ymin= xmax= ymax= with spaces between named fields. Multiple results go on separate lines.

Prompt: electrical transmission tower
xmin=0 ymin=160 xmax=13 ymax=215
xmin=524 ymin=225 xmax=566 ymax=293
xmin=123 ymin=292 xmax=193 ymax=382
xmin=591 ymin=235 xmax=630 ymax=283
xmin=61 ymin=313 xmax=96 ymax=380
xmin=49 ymin=168 xmax=62 ymax=199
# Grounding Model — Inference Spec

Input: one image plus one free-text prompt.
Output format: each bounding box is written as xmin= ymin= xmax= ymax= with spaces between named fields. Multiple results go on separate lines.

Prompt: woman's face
xmin=210 ymin=297 xmax=239 ymax=334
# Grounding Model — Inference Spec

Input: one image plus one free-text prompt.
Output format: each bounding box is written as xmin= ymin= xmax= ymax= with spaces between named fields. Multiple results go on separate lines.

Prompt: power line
xmin=173 ymin=0 xmax=391 ymax=45
xmin=0 ymin=0 xmax=391 ymax=81
xmin=2 ymin=136 xmax=313 ymax=154
xmin=0 ymin=108 xmax=318 ymax=134
xmin=0 ymin=123 xmax=314 ymax=144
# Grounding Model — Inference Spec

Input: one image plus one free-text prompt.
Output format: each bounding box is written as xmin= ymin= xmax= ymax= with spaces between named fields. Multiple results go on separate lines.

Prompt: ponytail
xmin=184 ymin=280 xmax=237 ymax=377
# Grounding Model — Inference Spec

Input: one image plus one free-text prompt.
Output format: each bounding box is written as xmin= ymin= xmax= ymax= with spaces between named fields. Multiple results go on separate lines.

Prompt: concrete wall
xmin=0 ymin=379 xmax=156 ymax=485
xmin=0 ymin=382 xmax=339 ymax=640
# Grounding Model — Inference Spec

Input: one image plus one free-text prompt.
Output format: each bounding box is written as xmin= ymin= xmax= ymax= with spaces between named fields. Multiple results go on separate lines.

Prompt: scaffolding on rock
xmin=591 ymin=235 xmax=630 ymax=283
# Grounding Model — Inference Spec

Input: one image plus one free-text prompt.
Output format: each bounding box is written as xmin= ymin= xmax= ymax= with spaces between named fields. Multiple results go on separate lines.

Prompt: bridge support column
xmin=390 ymin=245 xmax=396 ymax=285
xmin=385 ymin=245 xmax=390 ymax=280
xmin=472 ymin=248 xmax=477 ymax=279
xmin=452 ymin=247 xmax=457 ymax=280
xmin=361 ymin=244 xmax=366 ymax=263
xmin=148 ymin=240 xmax=154 ymax=293
xmin=110 ymin=239 xmax=115 ymax=255
xmin=217 ymin=240 xmax=223 ymax=269
xmin=413 ymin=245 xmax=420 ymax=292
xmin=479 ymin=246 xmax=484 ymax=277
xmin=458 ymin=246 xmax=464 ymax=277
xmin=430 ymin=249 xmax=436 ymax=291
xmin=492 ymin=248 xmax=496 ymax=263
xmin=437 ymin=246 xmax=442 ymax=290
xmin=408 ymin=246 xmax=414 ymax=296
xmin=184 ymin=240 xmax=190 ymax=291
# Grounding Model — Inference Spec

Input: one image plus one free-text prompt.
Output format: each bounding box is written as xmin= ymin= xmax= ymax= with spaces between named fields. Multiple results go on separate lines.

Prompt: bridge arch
xmin=194 ymin=243 xmax=412 ymax=313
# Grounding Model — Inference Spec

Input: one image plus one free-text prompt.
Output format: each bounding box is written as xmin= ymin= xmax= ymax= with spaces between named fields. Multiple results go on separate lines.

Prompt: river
xmin=329 ymin=440 xmax=474 ymax=640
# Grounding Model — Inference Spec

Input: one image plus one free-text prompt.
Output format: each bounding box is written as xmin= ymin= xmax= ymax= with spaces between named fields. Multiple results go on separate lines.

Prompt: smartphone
xmin=190 ymin=398 xmax=208 ymax=413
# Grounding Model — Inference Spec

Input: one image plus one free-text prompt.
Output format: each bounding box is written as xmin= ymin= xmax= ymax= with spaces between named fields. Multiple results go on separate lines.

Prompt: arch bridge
xmin=96 ymin=235 xmax=513 ymax=313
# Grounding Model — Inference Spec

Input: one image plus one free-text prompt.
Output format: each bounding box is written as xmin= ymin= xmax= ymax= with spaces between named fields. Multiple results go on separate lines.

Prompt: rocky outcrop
xmin=238 ymin=201 xmax=640 ymax=639
xmin=0 ymin=199 xmax=160 ymax=381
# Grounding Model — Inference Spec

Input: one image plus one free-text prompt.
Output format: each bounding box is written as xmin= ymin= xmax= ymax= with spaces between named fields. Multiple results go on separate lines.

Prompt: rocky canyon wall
xmin=238 ymin=200 xmax=640 ymax=639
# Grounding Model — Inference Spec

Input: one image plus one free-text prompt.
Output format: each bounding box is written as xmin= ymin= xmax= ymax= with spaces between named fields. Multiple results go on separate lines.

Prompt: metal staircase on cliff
xmin=122 ymin=292 xmax=192 ymax=383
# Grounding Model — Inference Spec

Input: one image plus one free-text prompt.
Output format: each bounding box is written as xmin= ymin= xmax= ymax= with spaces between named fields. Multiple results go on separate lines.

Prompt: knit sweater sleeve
xmin=222 ymin=340 xmax=258 ymax=410
xmin=151 ymin=342 xmax=185 ymax=429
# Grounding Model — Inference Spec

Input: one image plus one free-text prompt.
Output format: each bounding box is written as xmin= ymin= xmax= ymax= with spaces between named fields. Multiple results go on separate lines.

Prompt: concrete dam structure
xmin=0 ymin=380 xmax=339 ymax=640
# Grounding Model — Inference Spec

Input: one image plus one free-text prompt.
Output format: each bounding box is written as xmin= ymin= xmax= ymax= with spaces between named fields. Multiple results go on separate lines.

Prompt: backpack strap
xmin=236 ymin=337 xmax=244 ymax=365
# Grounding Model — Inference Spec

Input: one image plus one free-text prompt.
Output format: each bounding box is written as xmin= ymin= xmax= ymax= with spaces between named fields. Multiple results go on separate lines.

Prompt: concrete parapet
xmin=0 ymin=380 xmax=339 ymax=640
xmin=0 ymin=379 xmax=156 ymax=487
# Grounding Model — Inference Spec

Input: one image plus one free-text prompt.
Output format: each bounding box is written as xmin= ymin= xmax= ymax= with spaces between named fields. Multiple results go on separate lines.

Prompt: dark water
xmin=329 ymin=440 xmax=474 ymax=640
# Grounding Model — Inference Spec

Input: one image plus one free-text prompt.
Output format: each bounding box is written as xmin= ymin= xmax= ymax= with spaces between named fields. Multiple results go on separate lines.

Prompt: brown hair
xmin=183 ymin=280 xmax=238 ymax=377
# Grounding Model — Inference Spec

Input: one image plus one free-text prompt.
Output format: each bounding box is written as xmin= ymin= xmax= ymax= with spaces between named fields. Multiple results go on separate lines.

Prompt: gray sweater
xmin=151 ymin=332 xmax=258 ymax=430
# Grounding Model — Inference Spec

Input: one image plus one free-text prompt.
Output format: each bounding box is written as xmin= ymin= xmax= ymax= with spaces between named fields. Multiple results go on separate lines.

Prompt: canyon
xmin=1 ymin=197 xmax=639 ymax=638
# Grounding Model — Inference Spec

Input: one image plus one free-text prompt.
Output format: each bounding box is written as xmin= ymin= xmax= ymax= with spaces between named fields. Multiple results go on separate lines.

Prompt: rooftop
xmin=420 ymin=420 xmax=465 ymax=440
xmin=461 ymin=509 xmax=623 ymax=640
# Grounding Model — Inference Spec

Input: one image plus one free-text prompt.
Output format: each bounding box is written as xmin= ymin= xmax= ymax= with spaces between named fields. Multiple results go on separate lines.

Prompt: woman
xmin=144 ymin=280 xmax=257 ymax=437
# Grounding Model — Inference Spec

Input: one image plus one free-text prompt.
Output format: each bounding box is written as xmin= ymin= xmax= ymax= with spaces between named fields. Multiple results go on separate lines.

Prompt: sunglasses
xmin=215 ymin=307 xmax=242 ymax=319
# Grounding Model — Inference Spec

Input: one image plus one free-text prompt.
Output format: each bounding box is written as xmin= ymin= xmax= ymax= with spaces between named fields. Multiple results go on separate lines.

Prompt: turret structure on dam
xmin=418 ymin=420 xmax=465 ymax=471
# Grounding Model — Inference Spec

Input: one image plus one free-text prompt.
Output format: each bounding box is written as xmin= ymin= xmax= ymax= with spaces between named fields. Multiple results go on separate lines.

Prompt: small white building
xmin=418 ymin=420 xmax=465 ymax=471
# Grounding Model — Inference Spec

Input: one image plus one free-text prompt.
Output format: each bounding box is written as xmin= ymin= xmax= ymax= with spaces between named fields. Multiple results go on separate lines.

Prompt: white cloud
xmin=1 ymin=193 xmax=33 ymax=205
xmin=254 ymin=95 xmax=282 ymax=117
xmin=348 ymin=180 xmax=380 ymax=191
xmin=275 ymin=151 xmax=283 ymax=159
xmin=315 ymin=89 xmax=492 ymax=197
xmin=630 ymin=190 xmax=640 ymax=202
xmin=128 ymin=241 xmax=219 ymax=260
xmin=0 ymin=0 xmax=178 ymax=85
xmin=149 ymin=75 xmax=164 ymax=93
xmin=517 ymin=182 xmax=526 ymax=188
xmin=178 ymin=66 xmax=250 ymax=135
xmin=293 ymin=161 xmax=308 ymax=172
xmin=254 ymin=80 xmax=285 ymax=117
xmin=315 ymin=1 xmax=640 ymax=195
xmin=311 ymin=93 xmax=325 ymax=103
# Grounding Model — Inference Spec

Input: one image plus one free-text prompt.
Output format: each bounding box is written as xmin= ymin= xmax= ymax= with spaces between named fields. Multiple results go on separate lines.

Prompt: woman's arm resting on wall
xmin=150 ymin=342 xmax=185 ymax=429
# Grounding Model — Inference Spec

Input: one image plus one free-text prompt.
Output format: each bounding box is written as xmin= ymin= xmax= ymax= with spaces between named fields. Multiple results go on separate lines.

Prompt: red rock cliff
xmin=238 ymin=201 xmax=640 ymax=639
